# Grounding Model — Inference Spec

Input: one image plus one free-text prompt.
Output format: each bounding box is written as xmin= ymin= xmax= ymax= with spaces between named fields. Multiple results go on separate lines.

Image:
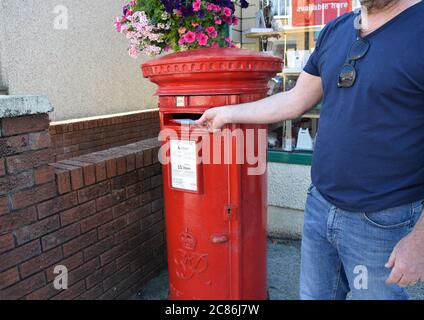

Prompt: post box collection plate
xmin=170 ymin=139 xmax=198 ymax=192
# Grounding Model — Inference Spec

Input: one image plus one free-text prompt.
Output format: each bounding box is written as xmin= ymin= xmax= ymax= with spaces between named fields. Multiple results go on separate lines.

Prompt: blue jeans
xmin=300 ymin=184 xmax=424 ymax=300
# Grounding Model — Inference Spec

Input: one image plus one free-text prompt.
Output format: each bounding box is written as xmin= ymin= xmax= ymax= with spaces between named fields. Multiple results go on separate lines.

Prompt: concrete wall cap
xmin=0 ymin=95 xmax=54 ymax=118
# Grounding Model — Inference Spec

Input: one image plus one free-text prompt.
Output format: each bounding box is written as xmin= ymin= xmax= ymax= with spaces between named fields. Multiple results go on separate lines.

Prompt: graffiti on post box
xmin=174 ymin=229 xmax=212 ymax=286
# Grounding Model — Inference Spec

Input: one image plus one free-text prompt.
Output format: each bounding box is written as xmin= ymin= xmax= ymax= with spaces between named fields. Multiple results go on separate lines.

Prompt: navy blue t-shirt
xmin=304 ymin=2 xmax=424 ymax=212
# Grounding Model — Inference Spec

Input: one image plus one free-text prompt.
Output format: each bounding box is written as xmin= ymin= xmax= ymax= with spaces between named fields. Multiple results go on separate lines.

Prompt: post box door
xmin=163 ymin=129 xmax=239 ymax=300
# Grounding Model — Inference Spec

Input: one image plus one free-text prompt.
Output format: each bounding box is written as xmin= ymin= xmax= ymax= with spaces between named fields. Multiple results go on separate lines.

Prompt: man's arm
xmin=196 ymin=71 xmax=323 ymax=130
xmin=386 ymin=209 xmax=424 ymax=287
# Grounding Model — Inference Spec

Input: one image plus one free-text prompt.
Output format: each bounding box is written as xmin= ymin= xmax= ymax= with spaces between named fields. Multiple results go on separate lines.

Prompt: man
xmin=197 ymin=0 xmax=424 ymax=300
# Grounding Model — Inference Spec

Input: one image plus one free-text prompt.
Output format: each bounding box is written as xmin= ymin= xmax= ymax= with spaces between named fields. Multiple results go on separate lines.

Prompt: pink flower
xmin=193 ymin=0 xmax=201 ymax=12
xmin=233 ymin=17 xmax=239 ymax=25
xmin=224 ymin=37 xmax=232 ymax=43
xmin=114 ymin=18 xmax=122 ymax=32
xmin=184 ymin=31 xmax=196 ymax=43
xmin=196 ymin=32 xmax=209 ymax=46
xmin=214 ymin=16 xmax=222 ymax=25
xmin=178 ymin=37 xmax=185 ymax=45
xmin=128 ymin=46 xmax=140 ymax=58
xmin=210 ymin=43 xmax=219 ymax=48
xmin=205 ymin=26 xmax=216 ymax=35
xmin=223 ymin=7 xmax=232 ymax=17
xmin=227 ymin=17 xmax=233 ymax=25
xmin=209 ymin=31 xmax=218 ymax=39
xmin=207 ymin=3 xmax=218 ymax=11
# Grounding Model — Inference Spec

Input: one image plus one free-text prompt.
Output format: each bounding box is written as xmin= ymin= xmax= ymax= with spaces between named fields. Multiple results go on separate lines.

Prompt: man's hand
xmin=196 ymin=106 xmax=230 ymax=132
xmin=386 ymin=227 xmax=424 ymax=287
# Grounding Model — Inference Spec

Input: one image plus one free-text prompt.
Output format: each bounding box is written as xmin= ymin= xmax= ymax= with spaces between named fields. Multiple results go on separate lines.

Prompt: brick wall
xmin=0 ymin=111 xmax=166 ymax=300
xmin=50 ymin=110 xmax=160 ymax=162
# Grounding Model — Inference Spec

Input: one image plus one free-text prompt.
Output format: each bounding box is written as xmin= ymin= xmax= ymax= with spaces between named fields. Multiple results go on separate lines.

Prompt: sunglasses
xmin=337 ymin=36 xmax=370 ymax=88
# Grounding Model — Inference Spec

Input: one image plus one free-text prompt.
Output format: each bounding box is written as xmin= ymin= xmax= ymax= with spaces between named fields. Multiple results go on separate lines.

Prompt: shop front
xmin=237 ymin=0 xmax=359 ymax=234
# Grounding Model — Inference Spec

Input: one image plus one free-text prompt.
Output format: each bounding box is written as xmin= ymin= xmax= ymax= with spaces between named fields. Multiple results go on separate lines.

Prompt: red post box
xmin=142 ymin=48 xmax=282 ymax=300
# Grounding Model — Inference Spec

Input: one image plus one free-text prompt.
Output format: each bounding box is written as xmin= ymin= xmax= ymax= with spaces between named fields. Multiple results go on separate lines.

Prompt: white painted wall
xmin=0 ymin=0 xmax=157 ymax=121
xmin=268 ymin=162 xmax=311 ymax=210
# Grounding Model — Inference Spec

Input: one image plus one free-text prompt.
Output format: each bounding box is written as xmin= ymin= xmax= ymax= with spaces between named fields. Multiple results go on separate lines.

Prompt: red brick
xmin=51 ymin=280 xmax=85 ymax=300
xmin=24 ymin=281 xmax=59 ymax=300
xmin=126 ymin=181 xmax=142 ymax=199
xmin=113 ymin=196 xmax=142 ymax=219
xmin=99 ymin=242 xmax=127 ymax=266
xmin=60 ymin=200 xmax=96 ymax=226
xmin=37 ymin=192 xmax=78 ymax=219
xmin=19 ymin=246 xmax=63 ymax=278
xmin=97 ymin=216 xmax=127 ymax=240
xmin=0 ymin=206 xmax=37 ymax=234
xmin=143 ymin=148 xmax=153 ymax=166
xmin=96 ymin=189 xmax=125 ymax=212
xmin=126 ymin=154 xmax=136 ymax=172
xmin=80 ymin=208 xmax=113 ymax=234
xmin=15 ymin=215 xmax=60 ymax=245
xmin=135 ymin=153 xmax=144 ymax=169
xmin=55 ymin=169 xmax=71 ymax=195
xmin=61 ymin=159 xmax=96 ymax=186
xmin=67 ymin=257 xmax=100 ymax=286
xmin=1 ymin=114 xmax=49 ymax=136
xmin=116 ymin=247 xmax=140 ymax=270
xmin=34 ymin=165 xmax=55 ymax=185
xmin=112 ymin=172 xmax=138 ymax=190
xmin=29 ymin=131 xmax=51 ymax=150
xmin=41 ymin=223 xmax=80 ymax=251
xmin=78 ymin=282 xmax=103 ymax=300
xmin=0 ymin=158 xmax=5 ymax=176
xmin=70 ymin=167 xmax=84 ymax=190
xmin=11 ymin=182 xmax=57 ymax=210
xmin=83 ymin=236 xmax=114 ymax=262
xmin=116 ymin=156 xmax=127 ymax=175
xmin=102 ymin=265 xmax=130 ymax=292
xmin=126 ymin=205 xmax=151 ymax=225
xmin=106 ymin=158 xmax=117 ymax=178
xmin=0 ymin=271 xmax=46 ymax=300
xmin=95 ymin=162 xmax=107 ymax=182
xmin=89 ymin=262 xmax=118 ymax=290
xmin=0 ymin=267 xmax=20 ymax=290
xmin=141 ymin=210 xmax=164 ymax=230
xmin=77 ymin=181 xmax=110 ymax=204
xmin=52 ymin=162 xmax=83 ymax=190
xmin=46 ymin=252 xmax=84 ymax=282
xmin=151 ymin=175 xmax=163 ymax=188
xmin=0 ymin=171 xmax=34 ymax=195
xmin=0 ymin=240 xmax=41 ymax=272
xmin=6 ymin=149 xmax=53 ymax=174
xmin=0 ymin=233 xmax=14 ymax=255
xmin=62 ymin=229 xmax=97 ymax=257
xmin=0 ymin=134 xmax=29 ymax=157
xmin=0 ymin=196 xmax=9 ymax=216
xmin=128 ymin=220 xmax=165 ymax=250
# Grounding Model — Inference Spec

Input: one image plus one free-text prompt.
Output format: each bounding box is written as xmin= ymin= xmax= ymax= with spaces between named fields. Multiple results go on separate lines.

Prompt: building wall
xmin=50 ymin=110 xmax=160 ymax=162
xmin=0 ymin=99 xmax=165 ymax=299
xmin=0 ymin=0 xmax=158 ymax=121
xmin=268 ymin=162 xmax=311 ymax=211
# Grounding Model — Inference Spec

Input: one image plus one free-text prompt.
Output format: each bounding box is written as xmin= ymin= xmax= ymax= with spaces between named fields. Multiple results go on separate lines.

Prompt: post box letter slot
xmin=164 ymin=113 xmax=202 ymax=126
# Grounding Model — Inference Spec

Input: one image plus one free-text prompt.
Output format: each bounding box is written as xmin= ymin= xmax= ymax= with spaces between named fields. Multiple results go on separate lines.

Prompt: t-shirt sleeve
xmin=303 ymin=22 xmax=333 ymax=77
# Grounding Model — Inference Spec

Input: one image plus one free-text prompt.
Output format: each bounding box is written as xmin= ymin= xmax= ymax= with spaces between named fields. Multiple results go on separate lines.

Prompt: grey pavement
xmin=134 ymin=240 xmax=424 ymax=300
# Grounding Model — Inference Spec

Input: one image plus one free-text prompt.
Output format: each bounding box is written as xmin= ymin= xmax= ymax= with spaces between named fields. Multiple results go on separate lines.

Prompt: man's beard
xmin=360 ymin=0 xmax=400 ymax=12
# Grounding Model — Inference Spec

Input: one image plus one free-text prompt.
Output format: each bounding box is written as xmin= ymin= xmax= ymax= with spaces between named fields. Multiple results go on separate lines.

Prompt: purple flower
xmin=240 ymin=0 xmax=249 ymax=9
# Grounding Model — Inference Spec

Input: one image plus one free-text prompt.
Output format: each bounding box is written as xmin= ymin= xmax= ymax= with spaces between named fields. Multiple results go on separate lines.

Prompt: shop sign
xmin=292 ymin=0 xmax=352 ymax=27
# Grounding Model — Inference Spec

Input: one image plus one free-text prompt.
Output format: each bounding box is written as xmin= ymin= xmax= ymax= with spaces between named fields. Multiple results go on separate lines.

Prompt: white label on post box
xmin=170 ymin=140 xmax=197 ymax=192
xmin=176 ymin=96 xmax=185 ymax=107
